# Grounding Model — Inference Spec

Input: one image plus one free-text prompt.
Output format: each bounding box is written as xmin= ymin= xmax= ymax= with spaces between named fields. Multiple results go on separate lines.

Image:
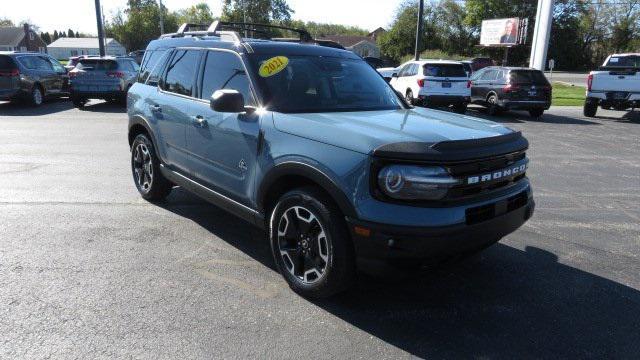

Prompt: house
xmin=0 ymin=24 xmax=47 ymax=53
xmin=47 ymin=37 xmax=126 ymax=60
xmin=321 ymin=28 xmax=386 ymax=58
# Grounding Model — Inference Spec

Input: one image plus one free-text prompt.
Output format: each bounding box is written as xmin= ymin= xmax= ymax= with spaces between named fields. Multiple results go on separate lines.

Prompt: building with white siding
xmin=47 ymin=38 xmax=126 ymax=60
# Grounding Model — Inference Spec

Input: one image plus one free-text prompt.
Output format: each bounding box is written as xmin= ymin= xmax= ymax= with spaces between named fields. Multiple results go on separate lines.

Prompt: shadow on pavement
xmin=596 ymin=110 xmax=640 ymax=124
xmin=158 ymin=187 xmax=640 ymax=359
xmin=467 ymin=107 xmax=600 ymax=125
xmin=80 ymin=100 xmax=127 ymax=113
xmin=0 ymin=98 xmax=73 ymax=116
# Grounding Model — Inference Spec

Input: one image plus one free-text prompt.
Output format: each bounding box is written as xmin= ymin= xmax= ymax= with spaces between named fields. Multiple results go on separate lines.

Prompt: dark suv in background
xmin=0 ymin=52 xmax=69 ymax=106
xmin=69 ymin=56 xmax=140 ymax=107
xmin=470 ymin=67 xmax=551 ymax=117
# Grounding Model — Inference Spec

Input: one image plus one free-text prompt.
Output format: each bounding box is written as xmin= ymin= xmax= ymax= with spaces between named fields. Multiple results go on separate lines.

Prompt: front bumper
xmin=347 ymin=190 xmax=534 ymax=261
xmin=498 ymin=99 xmax=551 ymax=110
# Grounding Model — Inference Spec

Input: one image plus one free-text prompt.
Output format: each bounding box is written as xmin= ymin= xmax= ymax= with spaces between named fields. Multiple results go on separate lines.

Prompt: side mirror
xmin=391 ymin=73 xmax=398 ymax=78
xmin=210 ymin=89 xmax=245 ymax=113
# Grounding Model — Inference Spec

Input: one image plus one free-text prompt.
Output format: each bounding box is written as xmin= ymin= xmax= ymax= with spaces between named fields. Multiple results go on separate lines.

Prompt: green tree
xmin=53 ymin=30 xmax=59 ymax=41
xmin=68 ymin=29 xmax=75 ymax=38
xmin=177 ymin=2 xmax=215 ymax=24
xmin=288 ymin=20 xmax=368 ymax=37
xmin=0 ymin=18 xmax=14 ymax=27
xmin=221 ymin=0 xmax=293 ymax=25
xmin=41 ymin=32 xmax=52 ymax=45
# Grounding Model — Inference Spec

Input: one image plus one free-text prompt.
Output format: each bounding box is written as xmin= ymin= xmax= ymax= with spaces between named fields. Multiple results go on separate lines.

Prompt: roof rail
xmin=161 ymin=21 xmax=320 ymax=46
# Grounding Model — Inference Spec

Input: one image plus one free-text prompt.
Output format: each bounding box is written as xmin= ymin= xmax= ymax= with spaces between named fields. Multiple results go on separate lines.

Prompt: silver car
xmin=69 ymin=56 xmax=139 ymax=107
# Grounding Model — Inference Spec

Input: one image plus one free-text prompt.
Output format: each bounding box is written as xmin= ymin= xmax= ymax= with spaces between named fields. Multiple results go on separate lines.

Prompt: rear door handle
xmin=192 ymin=115 xmax=206 ymax=127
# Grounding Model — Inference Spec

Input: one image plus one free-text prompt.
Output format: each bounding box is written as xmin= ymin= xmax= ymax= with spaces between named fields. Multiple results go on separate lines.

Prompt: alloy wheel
xmin=277 ymin=206 xmax=330 ymax=284
xmin=132 ymin=142 xmax=153 ymax=192
xmin=33 ymin=88 xmax=42 ymax=105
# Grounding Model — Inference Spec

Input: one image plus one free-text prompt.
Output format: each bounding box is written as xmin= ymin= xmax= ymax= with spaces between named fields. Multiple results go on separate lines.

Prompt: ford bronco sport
xmin=127 ymin=22 xmax=535 ymax=298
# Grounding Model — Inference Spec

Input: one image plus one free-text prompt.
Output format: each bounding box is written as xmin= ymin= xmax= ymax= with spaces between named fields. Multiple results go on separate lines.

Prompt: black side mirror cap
xmin=391 ymin=73 xmax=398 ymax=78
xmin=210 ymin=89 xmax=245 ymax=113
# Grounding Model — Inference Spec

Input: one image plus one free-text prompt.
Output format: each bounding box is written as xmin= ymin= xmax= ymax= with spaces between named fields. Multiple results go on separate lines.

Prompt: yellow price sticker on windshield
xmin=259 ymin=56 xmax=289 ymax=77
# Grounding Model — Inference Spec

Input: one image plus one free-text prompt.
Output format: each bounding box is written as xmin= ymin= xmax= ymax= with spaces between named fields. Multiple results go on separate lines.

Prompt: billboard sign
xmin=480 ymin=18 xmax=520 ymax=46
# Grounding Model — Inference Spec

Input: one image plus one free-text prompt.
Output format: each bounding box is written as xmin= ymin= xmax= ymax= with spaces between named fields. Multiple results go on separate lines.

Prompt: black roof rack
xmin=160 ymin=21 xmax=314 ymax=43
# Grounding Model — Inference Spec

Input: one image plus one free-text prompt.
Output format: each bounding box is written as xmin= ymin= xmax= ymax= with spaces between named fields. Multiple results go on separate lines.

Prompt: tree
xmin=68 ymin=29 xmax=75 ymax=38
xmin=378 ymin=1 xmax=439 ymax=62
xmin=221 ymin=0 xmax=293 ymax=25
xmin=0 ymin=18 xmax=14 ymax=27
xmin=177 ymin=2 xmax=215 ymax=24
xmin=41 ymin=32 xmax=52 ymax=45
xmin=53 ymin=30 xmax=59 ymax=41
xmin=288 ymin=20 xmax=368 ymax=37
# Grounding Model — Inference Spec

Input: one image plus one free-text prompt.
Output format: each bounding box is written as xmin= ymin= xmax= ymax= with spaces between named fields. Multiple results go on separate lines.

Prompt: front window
xmin=249 ymin=54 xmax=403 ymax=113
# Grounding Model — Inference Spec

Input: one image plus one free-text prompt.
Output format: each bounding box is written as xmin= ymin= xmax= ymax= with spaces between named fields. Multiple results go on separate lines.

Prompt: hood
xmin=273 ymin=107 xmax=519 ymax=158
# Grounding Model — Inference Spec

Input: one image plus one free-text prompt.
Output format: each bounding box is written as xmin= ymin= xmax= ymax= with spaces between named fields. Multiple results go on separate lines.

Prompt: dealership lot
xmin=0 ymin=101 xmax=638 ymax=358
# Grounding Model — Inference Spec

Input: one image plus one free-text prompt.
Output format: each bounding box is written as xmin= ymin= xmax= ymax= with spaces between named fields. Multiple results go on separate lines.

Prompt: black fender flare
xmin=257 ymin=161 xmax=357 ymax=219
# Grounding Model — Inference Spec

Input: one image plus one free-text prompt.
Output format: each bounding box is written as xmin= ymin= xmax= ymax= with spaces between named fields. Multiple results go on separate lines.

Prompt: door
xmin=152 ymin=49 xmax=201 ymax=171
xmin=46 ymin=56 xmax=67 ymax=93
xmin=390 ymin=62 xmax=411 ymax=93
xmin=474 ymin=69 xmax=498 ymax=101
xmin=186 ymin=50 xmax=261 ymax=206
xmin=19 ymin=55 xmax=58 ymax=94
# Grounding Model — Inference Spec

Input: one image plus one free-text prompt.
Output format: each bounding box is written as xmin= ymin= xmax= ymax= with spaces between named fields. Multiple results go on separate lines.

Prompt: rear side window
xmin=76 ymin=59 xmax=118 ymax=71
xmin=480 ymin=70 xmax=498 ymax=81
xmin=117 ymin=59 xmax=134 ymax=72
xmin=200 ymin=51 xmax=254 ymax=105
xmin=0 ymin=55 xmax=16 ymax=69
xmin=146 ymin=51 xmax=171 ymax=87
xmin=423 ymin=64 xmax=467 ymax=77
xmin=18 ymin=56 xmax=53 ymax=71
xmin=510 ymin=70 xmax=548 ymax=85
xmin=161 ymin=49 xmax=200 ymax=97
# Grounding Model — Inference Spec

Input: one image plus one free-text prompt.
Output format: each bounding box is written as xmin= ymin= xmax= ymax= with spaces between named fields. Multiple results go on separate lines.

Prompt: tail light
xmin=587 ymin=74 xmax=593 ymax=91
xmin=466 ymin=80 xmax=471 ymax=88
xmin=503 ymin=84 xmax=520 ymax=93
xmin=0 ymin=68 xmax=19 ymax=77
xmin=417 ymin=79 xmax=425 ymax=87
xmin=107 ymin=71 xmax=125 ymax=78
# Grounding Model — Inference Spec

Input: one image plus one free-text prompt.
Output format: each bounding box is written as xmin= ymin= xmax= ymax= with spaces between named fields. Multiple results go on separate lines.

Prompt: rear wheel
xmin=583 ymin=100 xmax=597 ymax=117
xmin=529 ymin=108 xmax=544 ymax=118
xmin=453 ymin=104 xmax=467 ymax=114
xmin=72 ymin=96 xmax=86 ymax=108
xmin=487 ymin=94 xmax=501 ymax=116
xmin=29 ymin=85 xmax=43 ymax=106
xmin=269 ymin=187 xmax=356 ymax=298
xmin=131 ymin=134 xmax=172 ymax=201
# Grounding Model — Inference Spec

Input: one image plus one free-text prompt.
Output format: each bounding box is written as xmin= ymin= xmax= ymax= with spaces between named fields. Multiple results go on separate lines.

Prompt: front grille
xmin=466 ymin=191 xmax=528 ymax=225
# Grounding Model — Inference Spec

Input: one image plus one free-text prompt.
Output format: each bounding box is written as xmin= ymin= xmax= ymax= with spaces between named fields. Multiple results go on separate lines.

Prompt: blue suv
xmin=127 ymin=22 xmax=534 ymax=298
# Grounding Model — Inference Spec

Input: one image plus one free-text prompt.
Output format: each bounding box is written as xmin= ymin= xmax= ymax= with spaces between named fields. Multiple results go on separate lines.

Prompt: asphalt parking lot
xmin=1 ymin=99 xmax=639 ymax=359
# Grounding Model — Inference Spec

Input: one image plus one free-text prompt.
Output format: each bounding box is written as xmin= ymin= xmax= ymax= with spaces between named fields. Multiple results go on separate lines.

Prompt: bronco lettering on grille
xmin=467 ymin=163 xmax=527 ymax=185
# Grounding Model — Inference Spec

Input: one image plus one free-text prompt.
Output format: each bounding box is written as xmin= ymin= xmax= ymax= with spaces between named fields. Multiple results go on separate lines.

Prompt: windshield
xmin=604 ymin=55 xmax=640 ymax=68
xmin=249 ymin=55 xmax=403 ymax=113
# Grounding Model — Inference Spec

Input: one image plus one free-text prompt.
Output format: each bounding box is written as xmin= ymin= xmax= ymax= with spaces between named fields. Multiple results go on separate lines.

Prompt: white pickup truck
xmin=584 ymin=53 xmax=640 ymax=117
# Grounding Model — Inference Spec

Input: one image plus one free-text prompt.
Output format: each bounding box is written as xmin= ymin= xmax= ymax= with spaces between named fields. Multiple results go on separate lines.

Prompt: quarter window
xmin=200 ymin=51 xmax=254 ymax=105
xmin=161 ymin=49 xmax=200 ymax=97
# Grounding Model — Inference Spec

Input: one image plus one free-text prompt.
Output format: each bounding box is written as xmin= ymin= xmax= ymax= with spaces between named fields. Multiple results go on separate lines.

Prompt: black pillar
xmin=414 ymin=0 xmax=424 ymax=61
xmin=95 ymin=0 xmax=105 ymax=57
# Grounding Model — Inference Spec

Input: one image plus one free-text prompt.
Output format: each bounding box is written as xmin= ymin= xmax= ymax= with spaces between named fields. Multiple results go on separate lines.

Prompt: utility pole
xmin=414 ymin=0 xmax=424 ymax=61
xmin=158 ymin=0 xmax=165 ymax=34
xmin=94 ymin=0 xmax=105 ymax=57
xmin=529 ymin=0 xmax=554 ymax=70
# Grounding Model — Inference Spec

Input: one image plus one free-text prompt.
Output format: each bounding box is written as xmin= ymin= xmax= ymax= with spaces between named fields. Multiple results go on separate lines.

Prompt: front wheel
xmin=269 ymin=187 xmax=356 ymax=298
xmin=131 ymin=134 xmax=172 ymax=201
xmin=405 ymin=89 xmax=414 ymax=105
xmin=29 ymin=85 xmax=43 ymax=106
xmin=487 ymin=94 xmax=501 ymax=116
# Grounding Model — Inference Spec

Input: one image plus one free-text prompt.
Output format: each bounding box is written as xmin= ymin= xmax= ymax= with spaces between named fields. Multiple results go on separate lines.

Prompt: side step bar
xmin=160 ymin=164 xmax=265 ymax=229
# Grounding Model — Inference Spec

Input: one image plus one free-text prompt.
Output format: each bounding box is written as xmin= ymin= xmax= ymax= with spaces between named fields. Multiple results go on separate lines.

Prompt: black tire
xmin=583 ymin=100 xmax=597 ymax=117
xmin=72 ymin=96 xmax=86 ymax=108
xmin=529 ymin=108 xmax=544 ymax=118
xmin=269 ymin=187 xmax=356 ymax=298
xmin=453 ymin=104 xmax=467 ymax=114
xmin=28 ymin=85 xmax=44 ymax=106
xmin=130 ymin=133 xmax=172 ymax=201
xmin=405 ymin=89 xmax=414 ymax=105
xmin=487 ymin=94 xmax=501 ymax=116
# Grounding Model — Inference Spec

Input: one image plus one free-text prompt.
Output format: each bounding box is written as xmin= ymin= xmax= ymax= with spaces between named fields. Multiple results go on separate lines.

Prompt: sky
xmin=4 ymin=0 xmax=402 ymax=34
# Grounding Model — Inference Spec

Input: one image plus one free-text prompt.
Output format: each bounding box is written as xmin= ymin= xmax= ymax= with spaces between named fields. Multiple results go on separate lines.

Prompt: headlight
xmin=377 ymin=165 xmax=461 ymax=201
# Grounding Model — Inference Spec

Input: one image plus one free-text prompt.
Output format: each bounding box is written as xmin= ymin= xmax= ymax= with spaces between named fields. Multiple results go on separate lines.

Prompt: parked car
xmin=471 ymin=57 xmax=494 ymax=71
xmin=0 ymin=52 xmax=69 ymax=106
xmin=128 ymin=50 xmax=145 ymax=64
xmin=376 ymin=66 xmax=398 ymax=82
xmin=128 ymin=21 xmax=534 ymax=298
xmin=470 ymin=67 xmax=551 ymax=118
xmin=389 ymin=59 xmax=470 ymax=113
xmin=65 ymin=55 xmax=100 ymax=71
xmin=69 ymin=56 xmax=140 ymax=107
xmin=461 ymin=60 xmax=473 ymax=76
xmin=584 ymin=53 xmax=640 ymax=117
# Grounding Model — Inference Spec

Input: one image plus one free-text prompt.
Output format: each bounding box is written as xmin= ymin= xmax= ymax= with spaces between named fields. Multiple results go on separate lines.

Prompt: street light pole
xmin=94 ymin=0 xmax=105 ymax=57
xmin=158 ymin=0 xmax=165 ymax=35
xmin=414 ymin=0 xmax=424 ymax=61
xmin=529 ymin=0 xmax=554 ymax=70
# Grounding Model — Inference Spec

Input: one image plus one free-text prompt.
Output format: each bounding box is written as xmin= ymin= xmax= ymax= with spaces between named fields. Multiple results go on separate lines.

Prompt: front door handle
xmin=192 ymin=115 xmax=207 ymax=127
xmin=151 ymin=104 xmax=162 ymax=113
